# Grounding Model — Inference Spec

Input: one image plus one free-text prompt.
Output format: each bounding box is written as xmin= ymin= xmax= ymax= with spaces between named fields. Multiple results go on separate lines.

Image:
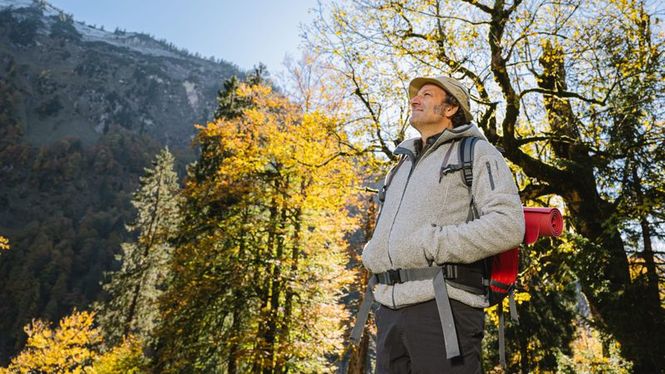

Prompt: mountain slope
xmin=0 ymin=0 xmax=239 ymax=147
xmin=0 ymin=0 xmax=243 ymax=362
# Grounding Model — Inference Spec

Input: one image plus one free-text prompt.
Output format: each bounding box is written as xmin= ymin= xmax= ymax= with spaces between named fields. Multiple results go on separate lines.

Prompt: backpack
xmin=372 ymin=136 xmax=519 ymax=366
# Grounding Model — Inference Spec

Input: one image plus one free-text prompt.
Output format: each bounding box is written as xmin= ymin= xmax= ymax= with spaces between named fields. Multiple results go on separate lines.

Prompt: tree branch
xmin=520 ymin=87 xmax=607 ymax=105
xmin=519 ymin=182 xmax=559 ymax=202
xmin=459 ymin=0 xmax=493 ymax=14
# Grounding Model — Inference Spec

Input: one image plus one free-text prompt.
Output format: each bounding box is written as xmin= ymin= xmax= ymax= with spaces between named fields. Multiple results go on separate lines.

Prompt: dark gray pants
xmin=375 ymin=299 xmax=484 ymax=374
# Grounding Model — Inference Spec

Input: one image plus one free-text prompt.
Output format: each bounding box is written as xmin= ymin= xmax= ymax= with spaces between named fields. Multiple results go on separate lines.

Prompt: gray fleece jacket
xmin=361 ymin=123 xmax=525 ymax=309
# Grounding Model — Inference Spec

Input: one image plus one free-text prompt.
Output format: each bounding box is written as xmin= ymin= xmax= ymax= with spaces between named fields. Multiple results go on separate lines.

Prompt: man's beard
xmin=433 ymin=102 xmax=448 ymax=118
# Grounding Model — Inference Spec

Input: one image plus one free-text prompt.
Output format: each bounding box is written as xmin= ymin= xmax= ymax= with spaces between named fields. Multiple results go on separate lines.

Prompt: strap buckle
xmin=440 ymin=164 xmax=463 ymax=183
xmin=443 ymin=264 xmax=457 ymax=279
xmin=375 ymin=268 xmax=403 ymax=285
xmin=440 ymin=164 xmax=463 ymax=176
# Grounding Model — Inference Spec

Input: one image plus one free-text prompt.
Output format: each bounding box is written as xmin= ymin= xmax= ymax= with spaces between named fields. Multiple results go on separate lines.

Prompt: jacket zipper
xmin=385 ymin=150 xmax=415 ymax=268
xmin=486 ymin=161 xmax=495 ymax=190
xmin=385 ymin=141 xmax=451 ymax=307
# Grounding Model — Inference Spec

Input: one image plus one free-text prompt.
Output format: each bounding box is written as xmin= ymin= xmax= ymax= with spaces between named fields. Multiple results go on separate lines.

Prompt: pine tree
xmin=214 ymin=75 xmax=244 ymax=120
xmin=97 ymin=147 xmax=182 ymax=348
xmin=214 ymin=64 xmax=271 ymax=121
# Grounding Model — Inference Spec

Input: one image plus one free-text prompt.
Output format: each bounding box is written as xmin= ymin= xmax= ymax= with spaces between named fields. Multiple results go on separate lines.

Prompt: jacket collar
xmin=393 ymin=123 xmax=488 ymax=158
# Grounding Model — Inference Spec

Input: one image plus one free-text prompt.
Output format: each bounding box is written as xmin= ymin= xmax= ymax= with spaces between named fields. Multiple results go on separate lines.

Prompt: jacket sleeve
xmin=420 ymin=142 xmax=525 ymax=264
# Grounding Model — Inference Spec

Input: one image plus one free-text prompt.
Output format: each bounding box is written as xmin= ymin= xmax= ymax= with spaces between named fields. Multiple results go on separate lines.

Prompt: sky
xmin=46 ymin=0 xmax=320 ymax=75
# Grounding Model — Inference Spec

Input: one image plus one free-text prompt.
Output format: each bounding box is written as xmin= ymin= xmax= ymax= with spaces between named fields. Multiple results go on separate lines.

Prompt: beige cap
xmin=409 ymin=76 xmax=473 ymax=123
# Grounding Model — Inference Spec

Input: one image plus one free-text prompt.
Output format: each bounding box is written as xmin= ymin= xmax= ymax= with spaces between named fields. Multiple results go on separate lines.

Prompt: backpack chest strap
xmin=372 ymin=263 xmax=485 ymax=293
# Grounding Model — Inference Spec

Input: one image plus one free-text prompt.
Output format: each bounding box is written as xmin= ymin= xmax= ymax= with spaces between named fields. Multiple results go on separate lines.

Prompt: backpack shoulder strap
xmin=378 ymin=154 xmax=407 ymax=204
xmin=458 ymin=136 xmax=481 ymax=222
xmin=458 ymin=136 xmax=480 ymax=188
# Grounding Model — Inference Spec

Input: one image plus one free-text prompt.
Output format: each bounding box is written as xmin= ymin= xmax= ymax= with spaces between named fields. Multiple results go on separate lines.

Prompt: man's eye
xmin=424 ymin=93 xmax=431 ymax=96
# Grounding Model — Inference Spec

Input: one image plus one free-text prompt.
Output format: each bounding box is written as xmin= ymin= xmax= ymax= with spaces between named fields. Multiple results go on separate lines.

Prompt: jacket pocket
xmin=421 ymin=224 xmax=437 ymax=265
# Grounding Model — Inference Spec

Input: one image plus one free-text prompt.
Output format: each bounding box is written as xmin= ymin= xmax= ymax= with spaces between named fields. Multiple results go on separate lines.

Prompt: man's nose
xmin=410 ymin=95 xmax=421 ymax=106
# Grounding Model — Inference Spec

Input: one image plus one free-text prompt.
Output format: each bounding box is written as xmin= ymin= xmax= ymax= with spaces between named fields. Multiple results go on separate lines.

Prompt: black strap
xmin=498 ymin=301 xmax=506 ymax=367
xmin=373 ymin=264 xmax=484 ymax=292
xmin=509 ymin=291 xmax=519 ymax=322
xmin=459 ymin=137 xmax=479 ymax=188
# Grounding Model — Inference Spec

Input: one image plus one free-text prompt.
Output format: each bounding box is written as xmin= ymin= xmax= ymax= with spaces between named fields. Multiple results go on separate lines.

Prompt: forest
xmin=0 ymin=0 xmax=663 ymax=373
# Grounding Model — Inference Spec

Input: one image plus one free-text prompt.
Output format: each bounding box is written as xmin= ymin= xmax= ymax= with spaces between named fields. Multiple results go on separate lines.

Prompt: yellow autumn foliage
xmin=1 ymin=311 xmax=101 ymax=373
xmin=88 ymin=336 xmax=149 ymax=374
xmin=161 ymin=81 xmax=361 ymax=372
xmin=0 ymin=311 xmax=148 ymax=374
xmin=0 ymin=236 xmax=8 ymax=251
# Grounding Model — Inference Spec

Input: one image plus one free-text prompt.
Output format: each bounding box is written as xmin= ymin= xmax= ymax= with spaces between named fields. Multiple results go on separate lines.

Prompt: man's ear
xmin=445 ymin=104 xmax=459 ymax=119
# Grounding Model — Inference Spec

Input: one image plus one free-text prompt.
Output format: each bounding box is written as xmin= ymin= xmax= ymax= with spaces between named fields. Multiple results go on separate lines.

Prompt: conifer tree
xmin=97 ymin=147 xmax=182 ymax=348
xmin=214 ymin=64 xmax=271 ymax=121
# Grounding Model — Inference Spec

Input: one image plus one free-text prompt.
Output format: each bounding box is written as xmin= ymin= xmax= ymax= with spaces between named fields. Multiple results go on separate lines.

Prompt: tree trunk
xmin=531 ymin=40 xmax=665 ymax=373
xmin=640 ymin=218 xmax=660 ymax=303
xmin=253 ymin=190 xmax=280 ymax=373
xmin=347 ymin=197 xmax=377 ymax=374
xmin=347 ymin=324 xmax=370 ymax=374
xmin=228 ymin=209 xmax=249 ymax=374
xmin=123 ymin=169 xmax=165 ymax=339
xmin=278 ymin=200 xmax=304 ymax=374
xmin=264 ymin=178 xmax=289 ymax=374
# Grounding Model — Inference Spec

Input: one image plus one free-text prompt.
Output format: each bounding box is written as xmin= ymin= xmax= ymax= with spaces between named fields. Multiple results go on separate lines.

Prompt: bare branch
xmin=459 ymin=0 xmax=493 ymax=14
xmin=519 ymin=87 xmax=607 ymax=105
xmin=519 ymin=182 xmax=559 ymax=202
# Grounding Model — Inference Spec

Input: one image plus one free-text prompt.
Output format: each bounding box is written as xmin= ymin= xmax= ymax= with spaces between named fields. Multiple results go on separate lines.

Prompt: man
xmin=361 ymin=76 xmax=524 ymax=373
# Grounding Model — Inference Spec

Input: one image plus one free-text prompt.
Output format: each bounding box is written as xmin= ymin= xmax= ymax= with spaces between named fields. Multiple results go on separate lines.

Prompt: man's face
xmin=409 ymin=83 xmax=456 ymax=132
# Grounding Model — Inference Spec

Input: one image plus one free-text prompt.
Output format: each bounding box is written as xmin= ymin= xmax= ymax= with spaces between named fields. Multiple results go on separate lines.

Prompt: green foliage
xmin=483 ymin=236 xmax=578 ymax=373
xmin=0 ymin=5 xmax=244 ymax=365
xmin=0 ymin=127 xmax=162 ymax=363
xmin=96 ymin=148 xmax=182 ymax=348
xmin=214 ymin=64 xmax=270 ymax=121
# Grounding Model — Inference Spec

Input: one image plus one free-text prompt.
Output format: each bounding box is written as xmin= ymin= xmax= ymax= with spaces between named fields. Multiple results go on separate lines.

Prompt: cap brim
xmin=408 ymin=77 xmax=447 ymax=99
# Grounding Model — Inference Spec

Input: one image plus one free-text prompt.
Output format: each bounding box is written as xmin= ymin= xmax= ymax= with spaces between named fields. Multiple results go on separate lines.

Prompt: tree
xmin=214 ymin=64 xmax=272 ymax=121
xmin=0 ymin=311 xmax=149 ymax=374
xmin=306 ymin=0 xmax=664 ymax=371
xmin=0 ymin=310 xmax=101 ymax=373
xmin=96 ymin=147 xmax=182 ymax=348
xmin=155 ymin=81 xmax=361 ymax=373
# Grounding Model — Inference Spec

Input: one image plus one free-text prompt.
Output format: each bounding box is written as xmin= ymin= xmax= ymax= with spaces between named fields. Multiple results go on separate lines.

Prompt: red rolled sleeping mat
xmin=523 ymin=207 xmax=564 ymax=245
xmin=489 ymin=207 xmax=564 ymax=295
